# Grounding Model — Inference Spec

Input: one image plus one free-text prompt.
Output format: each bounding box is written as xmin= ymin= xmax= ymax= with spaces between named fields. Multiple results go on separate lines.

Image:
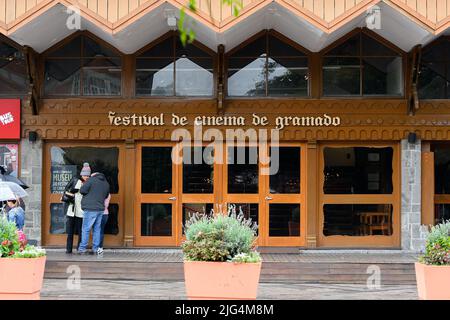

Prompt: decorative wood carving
xmin=21 ymin=98 xmax=450 ymax=142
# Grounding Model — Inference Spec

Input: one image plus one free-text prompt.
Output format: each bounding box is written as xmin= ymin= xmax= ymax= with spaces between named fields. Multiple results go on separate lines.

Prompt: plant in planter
xmin=0 ymin=216 xmax=46 ymax=300
xmin=415 ymin=220 xmax=450 ymax=300
xmin=182 ymin=205 xmax=262 ymax=300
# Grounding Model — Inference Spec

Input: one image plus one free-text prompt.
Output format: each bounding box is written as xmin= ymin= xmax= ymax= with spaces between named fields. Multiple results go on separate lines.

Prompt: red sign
xmin=0 ymin=99 xmax=20 ymax=140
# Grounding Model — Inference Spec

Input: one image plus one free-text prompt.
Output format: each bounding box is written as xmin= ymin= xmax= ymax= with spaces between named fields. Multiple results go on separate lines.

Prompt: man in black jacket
xmin=78 ymin=172 xmax=110 ymax=255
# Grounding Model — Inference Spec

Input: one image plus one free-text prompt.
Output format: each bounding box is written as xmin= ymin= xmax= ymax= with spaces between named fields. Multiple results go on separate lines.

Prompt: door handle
xmin=168 ymin=196 xmax=177 ymax=201
xmin=265 ymin=196 xmax=273 ymax=201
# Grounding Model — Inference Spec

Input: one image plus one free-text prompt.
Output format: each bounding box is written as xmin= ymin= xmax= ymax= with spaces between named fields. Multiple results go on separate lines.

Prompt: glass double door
xmin=135 ymin=143 xmax=306 ymax=247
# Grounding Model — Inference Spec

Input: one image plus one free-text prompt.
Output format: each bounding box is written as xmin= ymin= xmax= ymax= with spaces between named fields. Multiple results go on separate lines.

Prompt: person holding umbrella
xmin=0 ymin=166 xmax=28 ymax=212
xmin=0 ymin=181 xmax=28 ymax=230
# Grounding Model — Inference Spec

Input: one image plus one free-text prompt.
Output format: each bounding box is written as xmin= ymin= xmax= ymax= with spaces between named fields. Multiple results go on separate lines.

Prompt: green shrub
xmin=419 ymin=220 xmax=450 ymax=266
xmin=0 ymin=216 xmax=46 ymax=259
xmin=182 ymin=205 xmax=261 ymax=263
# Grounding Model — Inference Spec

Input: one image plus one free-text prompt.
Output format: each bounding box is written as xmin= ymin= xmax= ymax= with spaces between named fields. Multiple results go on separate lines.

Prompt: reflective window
xmin=227 ymin=32 xmax=309 ymax=97
xmin=323 ymin=147 xmax=393 ymax=194
xmin=433 ymin=145 xmax=450 ymax=194
xmin=227 ymin=147 xmax=259 ymax=194
xmin=0 ymin=40 xmax=28 ymax=95
xmin=323 ymin=32 xmax=403 ymax=96
xmin=435 ymin=204 xmax=450 ymax=225
xmin=141 ymin=204 xmax=172 ymax=236
xmin=270 ymin=147 xmax=301 ymax=194
xmin=419 ymin=38 xmax=450 ymax=99
xmin=136 ymin=36 xmax=214 ymax=96
xmin=323 ymin=204 xmax=393 ymax=236
xmin=50 ymin=146 xmax=119 ymax=193
xmin=269 ymin=204 xmax=300 ymax=237
xmin=141 ymin=147 xmax=172 ymax=194
xmin=50 ymin=203 xmax=66 ymax=234
xmin=183 ymin=147 xmax=214 ymax=194
xmin=44 ymin=35 xmax=122 ymax=96
xmin=0 ymin=144 xmax=19 ymax=177
xmin=104 ymin=204 xmax=119 ymax=235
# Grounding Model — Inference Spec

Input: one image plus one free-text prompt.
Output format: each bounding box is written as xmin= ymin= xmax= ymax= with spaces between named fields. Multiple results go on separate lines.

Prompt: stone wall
xmin=401 ymin=139 xmax=428 ymax=252
xmin=20 ymin=139 xmax=43 ymax=244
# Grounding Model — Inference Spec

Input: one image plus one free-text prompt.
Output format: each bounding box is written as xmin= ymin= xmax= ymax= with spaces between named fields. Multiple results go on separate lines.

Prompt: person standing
xmin=97 ymin=193 xmax=111 ymax=255
xmin=63 ymin=163 xmax=91 ymax=254
xmin=6 ymin=199 xmax=25 ymax=231
xmin=78 ymin=171 xmax=110 ymax=255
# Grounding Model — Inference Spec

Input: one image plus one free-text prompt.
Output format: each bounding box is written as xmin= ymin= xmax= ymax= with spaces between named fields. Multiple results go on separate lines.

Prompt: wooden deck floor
xmin=44 ymin=250 xmax=419 ymax=285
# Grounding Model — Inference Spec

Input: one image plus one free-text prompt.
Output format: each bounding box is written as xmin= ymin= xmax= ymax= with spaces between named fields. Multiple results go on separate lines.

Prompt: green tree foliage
xmin=179 ymin=0 xmax=242 ymax=46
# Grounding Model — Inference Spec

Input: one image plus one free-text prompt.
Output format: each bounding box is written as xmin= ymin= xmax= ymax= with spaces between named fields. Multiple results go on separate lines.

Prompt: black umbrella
xmin=0 ymin=173 xmax=29 ymax=189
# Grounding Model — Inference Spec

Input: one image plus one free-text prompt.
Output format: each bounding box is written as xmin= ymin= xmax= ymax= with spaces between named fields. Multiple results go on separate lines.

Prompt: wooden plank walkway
xmin=44 ymin=250 xmax=419 ymax=285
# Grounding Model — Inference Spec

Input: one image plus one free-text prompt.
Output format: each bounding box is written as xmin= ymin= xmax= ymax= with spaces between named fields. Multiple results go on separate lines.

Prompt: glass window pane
xmin=176 ymin=40 xmax=211 ymax=57
xmin=140 ymin=37 xmax=173 ymax=57
xmin=323 ymin=57 xmax=360 ymax=96
xmin=433 ymin=146 xmax=450 ymax=194
xmin=82 ymin=58 xmax=122 ymax=96
xmin=231 ymin=35 xmax=266 ymax=57
xmin=50 ymin=146 xmax=120 ymax=194
xmin=323 ymin=147 xmax=393 ymax=194
xmin=269 ymin=35 xmax=306 ymax=57
xmin=104 ymin=203 xmax=119 ymax=235
xmin=434 ymin=204 xmax=450 ymax=225
xmin=361 ymin=34 xmax=398 ymax=56
xmin=182 ymin=203 xmax=214 ymax=234
xmin=270 ymin=147 xmax=301 ymax=194
xmin=136 ymin=59 xmax=174 ymax=96
xmin=0 ymin=41 xmax=19 ymax=59
xmin=227 ymin=57 xmax=266 ymax=96
xmin=44 ymin=59 xmax=81 ymax=95
xmin=50 ymin=203 xmax=66 ymax=234
xmin=326 ymin=34 xmax=360 ymax=56
xmin=267 ymin=57 xmax=308 ymax=96
xmin=323 ymin=204 xmax=393 ymax=236
xmin=422 ymin=41 xmax=450 ymax=62
xmin=141 ymin=203 xmax=172 ymax=236
xmin=0 ymin=144 xmax=19 ymax=177
xmin=48 ymin=36 xmax=82 ymax=57
xmin=83 ymin=36 xmax=119 ymax=58
xmin=183 ymin=147 xmax=214 ymax=194
xmin=228 ymin=147 xmax=259 ymax=194
xmin=269 ymin=204 xmax=300 ymax=237
xmin=0 ymin=54 xmax=27 ymax=94
xmin=175 ymin=57 xmax=213 ymax=96
xmin=141 ymin=147 xmax=172 ymax=194
xmin=418 ymin=62 xmax=447 ymax=99
xmin=363 ymin=57 xmax=403 ymax=96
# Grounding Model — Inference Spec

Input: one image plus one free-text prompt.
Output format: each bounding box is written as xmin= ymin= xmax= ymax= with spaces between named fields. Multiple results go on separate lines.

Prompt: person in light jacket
xmin=64 ymin=163 xmax=91 ymax=254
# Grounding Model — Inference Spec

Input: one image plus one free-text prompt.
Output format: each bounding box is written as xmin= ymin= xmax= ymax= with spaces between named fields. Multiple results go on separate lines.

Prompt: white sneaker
xmin=97 ymin=248 xmax=104 ymax=255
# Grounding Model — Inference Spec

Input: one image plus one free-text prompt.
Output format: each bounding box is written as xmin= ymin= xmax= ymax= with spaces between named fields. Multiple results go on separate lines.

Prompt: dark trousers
xmin=66 ymin=215 xmax=83 ymax=253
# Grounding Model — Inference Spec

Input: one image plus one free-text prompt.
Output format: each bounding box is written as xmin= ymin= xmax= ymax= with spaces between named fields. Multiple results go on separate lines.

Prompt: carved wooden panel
xmin=21 ymin=98 xmax=450 ymax=141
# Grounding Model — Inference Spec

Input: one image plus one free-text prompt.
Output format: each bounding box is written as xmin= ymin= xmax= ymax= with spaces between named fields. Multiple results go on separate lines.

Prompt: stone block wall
xmin=20 ymin=139 xmax=43 ymax=244
xmin=401 ymin=139 xmax=428 ymax=252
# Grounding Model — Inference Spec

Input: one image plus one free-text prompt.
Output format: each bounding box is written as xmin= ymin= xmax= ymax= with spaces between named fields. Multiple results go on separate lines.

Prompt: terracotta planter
xmin=415 ymin=262 xmax=450 ymax=300
xmin=0 ymin=256 xmax=46 ymax=300
xmin=184 ymin=261 xmax=261 ymax=300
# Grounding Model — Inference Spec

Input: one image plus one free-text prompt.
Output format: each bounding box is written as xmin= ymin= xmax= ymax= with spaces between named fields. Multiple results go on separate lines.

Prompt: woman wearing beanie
xmin=62 ymin=162 xmax=91 ymax=254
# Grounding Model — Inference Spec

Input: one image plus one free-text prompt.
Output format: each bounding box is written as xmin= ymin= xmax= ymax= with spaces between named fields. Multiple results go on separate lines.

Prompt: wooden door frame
xmin=134 ymin=142 xmax=180 ymax=246
xmin=42 ymin=141 xmax=125 ymax=247
xmin=222 ymin=142 xmax=307 ymax=247
xmin=264 ymin=142 xmax=307 ymax=247
xmin=317 ymin=142 xmax=401 ymax=248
